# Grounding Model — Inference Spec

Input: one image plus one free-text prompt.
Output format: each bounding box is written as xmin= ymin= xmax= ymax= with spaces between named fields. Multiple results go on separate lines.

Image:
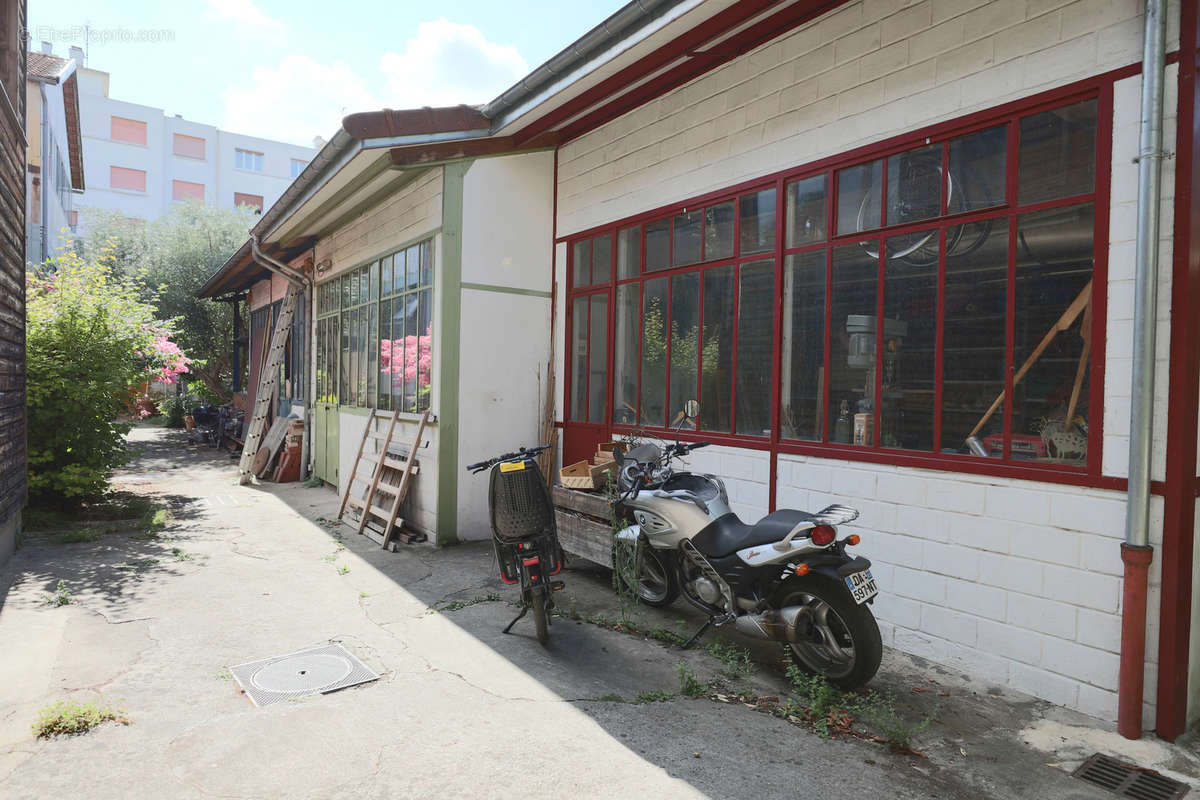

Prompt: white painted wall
xmin=315 ymin=168 xmax=446 ymax=539
xmin=34 ymin=76 xmax=78 ymax=255
xmin=551 ymin=0 xmax=1185 ymax=722
xmin=74 ymin=65 xmax=315 ymax=225
xmin=457 ymin=152 xmax=555 ymax=539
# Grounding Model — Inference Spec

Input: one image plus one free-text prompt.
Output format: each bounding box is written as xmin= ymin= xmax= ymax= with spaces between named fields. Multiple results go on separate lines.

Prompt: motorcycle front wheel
xmin=776 ymin=575 xmax=882 ymax=690
xmin=614 ymin=541 xmax=679 ymax=608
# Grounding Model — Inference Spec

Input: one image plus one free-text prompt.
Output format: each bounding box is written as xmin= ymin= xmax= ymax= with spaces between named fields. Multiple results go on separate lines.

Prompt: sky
xmin=27 ymin=0 xmax=621 ymax=147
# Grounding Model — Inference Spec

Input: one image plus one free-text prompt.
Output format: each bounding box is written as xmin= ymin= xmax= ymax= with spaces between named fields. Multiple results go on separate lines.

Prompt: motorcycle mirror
xmin=683 ymin=399 xmax=700 ymax=420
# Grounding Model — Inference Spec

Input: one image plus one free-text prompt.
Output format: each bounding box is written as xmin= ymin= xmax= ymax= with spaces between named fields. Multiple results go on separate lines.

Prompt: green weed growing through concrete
xmin=43 ymin=580 xmax=73 ymax=607
xmin=427 ymin=594 xmax=502 ymax=613
xmin=677 ymin=662 xmax=709 ymax=697
xmin=33 ymin=701 xmax=128 ymax=738
xmin=632 ymin=690 xmax=674 ymax=705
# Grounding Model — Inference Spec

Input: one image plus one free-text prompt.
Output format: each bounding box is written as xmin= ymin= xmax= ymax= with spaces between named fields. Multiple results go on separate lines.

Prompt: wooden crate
xmin=555 ymin=509 xmax=613 ymax=567
xmin=559 ymin=459 xmax=614 ymax=489
xmin=552 ymin=485 xmax=610 ymax=518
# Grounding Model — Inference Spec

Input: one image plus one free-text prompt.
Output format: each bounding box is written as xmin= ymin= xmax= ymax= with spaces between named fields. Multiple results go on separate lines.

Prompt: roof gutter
xmin=483 ymin=0 xmax=702 ymax=132
xmin=250 ymin=235 xmax=308 ymax=287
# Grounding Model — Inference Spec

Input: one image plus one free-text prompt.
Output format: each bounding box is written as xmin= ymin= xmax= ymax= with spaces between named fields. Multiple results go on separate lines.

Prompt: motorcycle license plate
xmin=844 ymin=570 xmax=878 ymax=604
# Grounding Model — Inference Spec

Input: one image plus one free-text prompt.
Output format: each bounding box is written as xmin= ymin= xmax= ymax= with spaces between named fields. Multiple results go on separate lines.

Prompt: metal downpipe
xmin=1118 ymin=0 xmax=1167 ymax=740
xmin=249 ymin=235 xmax=309 ymax=287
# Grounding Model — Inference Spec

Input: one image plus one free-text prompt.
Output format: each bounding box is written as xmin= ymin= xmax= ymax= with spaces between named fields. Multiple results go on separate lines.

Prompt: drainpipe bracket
xmin=1132 ymin=150 xmax=1175 ymax=164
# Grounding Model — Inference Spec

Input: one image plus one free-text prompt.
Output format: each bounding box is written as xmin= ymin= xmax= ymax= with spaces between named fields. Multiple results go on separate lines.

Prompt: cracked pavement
xmin=1 ymin=426 xmax=1195 ymax=798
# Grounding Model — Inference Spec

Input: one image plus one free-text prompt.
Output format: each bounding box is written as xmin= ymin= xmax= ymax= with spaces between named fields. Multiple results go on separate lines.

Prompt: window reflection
xmin=670 ymin=273 xmax=701 ymax=422
xmin=705 ymin=202 xmax=735 ymax=260
xmin=1018 ymin=99 xmax=1097 ymax=206
xmin=837 ymin=160 xmax=882 ymax=236
xmin=881 ymin=231 xmax=936 ymax=451
xmin=640 ymin=278 xmax=669 ymax=425
xmin=736 ymin=261 xmax=775 ymax=436
xmin=613 ymin=284 xmax=640 ymax=424
xmin=782 ymin=251 xmax=826 ymax=441
xmin=942 ymin=219 xmax=1008 ymax=455
xmin=673 ymin=210 xmax=702 ymax=266
xmin=887 ymin=144 xmax=942 ymax=226
xmin=739 ymin=189 xmax=776 ymax=254
xmin=702 ymin=266 xmax=735 ymax=432
xmin=828 ymin=244 xmax=878 ymax=444
xmin=786 ymin=175 xmax=827 ymax=248
xmin=1013 ymin=204 xmax=1094 ymax=464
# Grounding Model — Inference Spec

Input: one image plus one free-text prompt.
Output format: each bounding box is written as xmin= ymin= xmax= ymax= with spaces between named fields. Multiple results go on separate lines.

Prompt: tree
xmin=26 ymin=249 xmax=186 ymax=504
xmin=77 ymin=202 xmax=259 ymax=400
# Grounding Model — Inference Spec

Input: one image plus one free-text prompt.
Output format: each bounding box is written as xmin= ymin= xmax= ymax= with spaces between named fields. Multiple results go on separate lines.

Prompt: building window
xmin=111 ymin=116 xmax=147 ymax=145
xmin=235 ymin=148 xmax=264 ymax=172
xmin=172 ymin=179 xmax=204 ymax=202
xmin=314 ymin=238 xmax=434 ymax=413
xmin=290 ymin=159 xmax=308 ymax=178
xmin=234 ymin=192 xmax=263 ymax=213
xmin=173 ymin=133 xmax=206 ymax=159
xmin=567 ymin=95 xmax=1103 ymax=476
xmin=110 ymin=165 xmax=146 ymax=192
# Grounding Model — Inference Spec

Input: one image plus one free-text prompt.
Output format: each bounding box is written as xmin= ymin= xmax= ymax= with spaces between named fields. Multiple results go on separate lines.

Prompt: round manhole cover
xmin=251 ymin=654 xmax=354 ymax=693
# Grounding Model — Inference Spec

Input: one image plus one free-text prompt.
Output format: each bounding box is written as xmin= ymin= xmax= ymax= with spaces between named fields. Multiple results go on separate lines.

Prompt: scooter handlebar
xmin=465 ymin=444 xmax=551 ymax=474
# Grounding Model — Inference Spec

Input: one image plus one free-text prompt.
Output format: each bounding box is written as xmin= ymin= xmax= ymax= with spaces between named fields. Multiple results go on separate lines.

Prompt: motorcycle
xmin=612 ymin=401 xmax=882 ymax=689
xmin=466 ymin=444 xmax=564 ymax=646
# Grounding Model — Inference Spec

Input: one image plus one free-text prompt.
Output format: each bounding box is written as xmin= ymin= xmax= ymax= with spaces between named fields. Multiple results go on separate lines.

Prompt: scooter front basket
xmin=488 ymin=459 xmax=555 ymax=544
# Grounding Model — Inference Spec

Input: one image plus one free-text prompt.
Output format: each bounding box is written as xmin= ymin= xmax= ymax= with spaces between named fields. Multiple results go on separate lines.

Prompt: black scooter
xmin=466 ymin=445 xmax=564 ymax=645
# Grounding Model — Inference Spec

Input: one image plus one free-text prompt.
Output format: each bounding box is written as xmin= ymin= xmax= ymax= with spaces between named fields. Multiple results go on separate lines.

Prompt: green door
xmin=313 ymin=312 xmax=340 ymax=486
xmin=314 ymin=402 xmax=338 ymax=485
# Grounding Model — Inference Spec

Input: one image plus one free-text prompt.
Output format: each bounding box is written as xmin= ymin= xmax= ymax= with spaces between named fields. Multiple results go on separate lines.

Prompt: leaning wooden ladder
xmin=237 ymin=282 xmax=304 ymax=485
xmin=337 ymin=408 xmax=429 ymax=549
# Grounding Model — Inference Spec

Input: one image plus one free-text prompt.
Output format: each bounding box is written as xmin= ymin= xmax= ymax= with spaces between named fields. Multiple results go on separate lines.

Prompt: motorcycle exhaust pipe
xmin=734 ymin=606 xmax=809 ymax=644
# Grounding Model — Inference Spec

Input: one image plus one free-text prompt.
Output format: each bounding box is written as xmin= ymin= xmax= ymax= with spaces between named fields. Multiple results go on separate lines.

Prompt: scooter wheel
xmin=532 ymin=587 xmax=550 ymax=646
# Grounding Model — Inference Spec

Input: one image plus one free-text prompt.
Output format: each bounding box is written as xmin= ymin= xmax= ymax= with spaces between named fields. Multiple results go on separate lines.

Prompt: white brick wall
xmin=557 ymin=0 xmax=1180 ymax=236
xmin=678 ymin=445 xmax=771 ymax=522
xmin=551 ymin=0 xmax=1185 ymax=723
xmin=778 ymin=452 xmax=1166 ymax=722
xmin=1103 ymin=67 xmax=1177 ymax=483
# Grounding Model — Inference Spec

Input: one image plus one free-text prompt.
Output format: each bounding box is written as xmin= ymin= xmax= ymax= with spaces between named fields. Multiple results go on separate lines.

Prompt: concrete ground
xmin=1 ymin=426 xmax=1197 ymax=799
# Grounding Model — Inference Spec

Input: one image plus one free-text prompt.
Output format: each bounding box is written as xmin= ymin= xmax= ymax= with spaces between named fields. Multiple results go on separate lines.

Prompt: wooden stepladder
xmin=338 ymin=408 xmax=429 ymax=549
xmin=237 ymin=281 xmax=304 ymax=485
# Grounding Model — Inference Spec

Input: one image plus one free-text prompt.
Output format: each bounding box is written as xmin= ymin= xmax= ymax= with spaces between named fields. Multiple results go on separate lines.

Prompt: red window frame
xmin=564 ymin=76 xmax=1115 ymax=489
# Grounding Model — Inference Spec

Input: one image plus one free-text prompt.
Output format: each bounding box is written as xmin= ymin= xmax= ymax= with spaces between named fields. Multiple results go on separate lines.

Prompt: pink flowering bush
xmin=151 ymin=335 xmax=191 ymax=384
xmin=379 ymin=327 xmax=432 ymax=410
xmin=26 ymin=250 xmax=184 ymax=504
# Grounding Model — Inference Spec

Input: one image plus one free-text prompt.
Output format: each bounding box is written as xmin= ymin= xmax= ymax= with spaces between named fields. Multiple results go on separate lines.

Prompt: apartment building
xmin=69 ymin=50 xmax=316 ymax=229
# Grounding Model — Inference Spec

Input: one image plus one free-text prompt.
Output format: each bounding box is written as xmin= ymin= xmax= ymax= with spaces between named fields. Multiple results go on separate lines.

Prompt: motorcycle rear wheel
xmin=776 ymin=575 xmax=882 ymax=690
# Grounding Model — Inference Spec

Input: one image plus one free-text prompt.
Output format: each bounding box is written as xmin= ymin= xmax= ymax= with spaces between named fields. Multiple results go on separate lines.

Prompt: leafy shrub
xmin=26 ymin=250 xmax=184 ymax=504
xmin=158 ymin=394 xmax=188 ymax=428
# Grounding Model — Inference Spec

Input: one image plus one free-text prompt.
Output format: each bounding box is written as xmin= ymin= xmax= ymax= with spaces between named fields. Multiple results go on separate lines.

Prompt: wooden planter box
xmin=552 ymin=485 xmax=614 ymax=567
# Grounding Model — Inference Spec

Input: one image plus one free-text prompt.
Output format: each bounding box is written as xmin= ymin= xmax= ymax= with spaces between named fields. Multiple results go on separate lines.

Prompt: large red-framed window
xmin=565 ymin=82 xmax=1111 ymax=482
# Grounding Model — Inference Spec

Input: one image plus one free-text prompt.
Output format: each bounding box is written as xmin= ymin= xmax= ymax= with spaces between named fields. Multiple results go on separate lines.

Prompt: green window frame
xmin=314 ymin=237 xmax=435 ymax=413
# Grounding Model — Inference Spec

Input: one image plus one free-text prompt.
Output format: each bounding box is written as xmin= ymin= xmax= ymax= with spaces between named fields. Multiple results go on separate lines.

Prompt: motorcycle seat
xmin=690 ymin=509 xmax=815 ymax=559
